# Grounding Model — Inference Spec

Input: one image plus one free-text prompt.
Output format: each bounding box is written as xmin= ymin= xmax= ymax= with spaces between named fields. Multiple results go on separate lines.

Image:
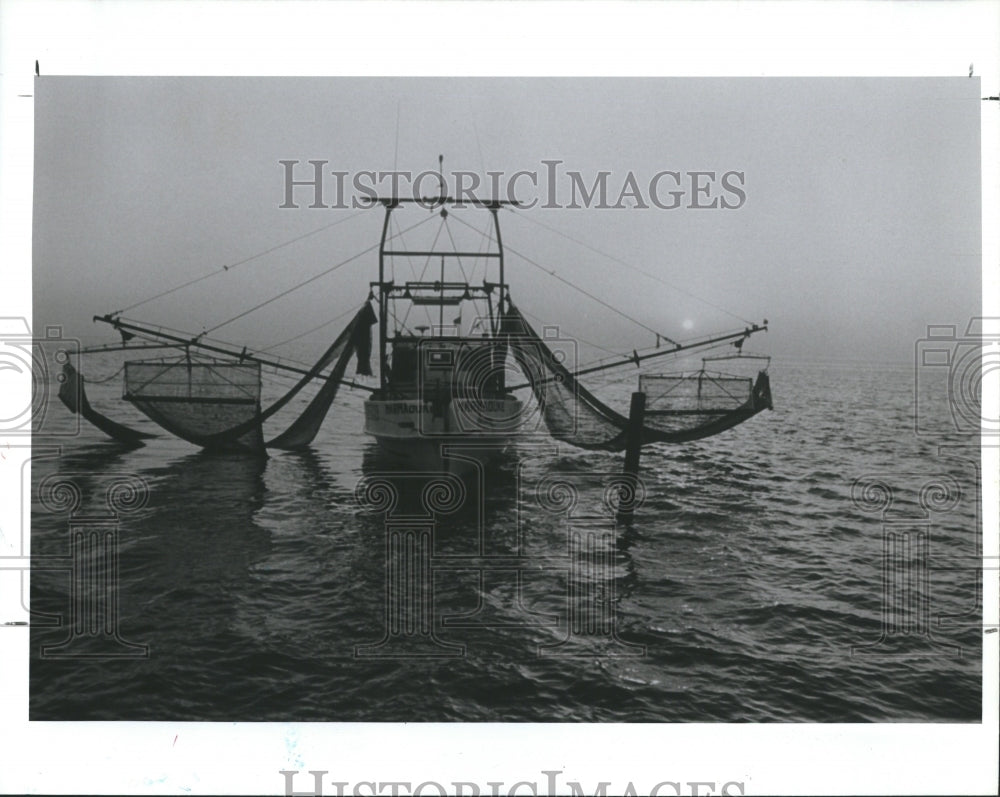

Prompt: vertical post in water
xmin=619 ymin=391 xmax=646 ymax=523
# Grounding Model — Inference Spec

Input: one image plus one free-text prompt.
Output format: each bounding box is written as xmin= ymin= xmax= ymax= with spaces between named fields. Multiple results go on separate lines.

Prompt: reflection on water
xmin=136 ymin=452 xmax=271 ymax=599
xmin=30 ymin=362 xmax=982 ymax=721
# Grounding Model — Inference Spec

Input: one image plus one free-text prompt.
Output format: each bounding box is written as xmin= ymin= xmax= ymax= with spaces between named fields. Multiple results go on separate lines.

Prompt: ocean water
xmin=28 ymin=357 xmax=983 ymax=722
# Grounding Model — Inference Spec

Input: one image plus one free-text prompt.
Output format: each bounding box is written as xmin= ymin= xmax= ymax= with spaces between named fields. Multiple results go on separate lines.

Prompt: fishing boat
xmin=361 ymin=196 xmax=524 ymax=469
xmin=58 ymin=184 xmax=773 ymax=469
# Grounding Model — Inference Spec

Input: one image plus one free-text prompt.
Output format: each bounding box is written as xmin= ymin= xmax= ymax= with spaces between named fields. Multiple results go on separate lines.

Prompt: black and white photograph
xmin=1 ymin=2 xmax=998 ymax=795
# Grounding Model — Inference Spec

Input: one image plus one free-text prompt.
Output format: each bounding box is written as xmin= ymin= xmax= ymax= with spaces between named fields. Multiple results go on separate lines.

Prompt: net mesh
xmin=125 ymin=361 xmax=265 ymax=450
xmin=503 ymin=302 xmax=771 ymax=450
xmin=119 ymin=302 xmax=376 ymax=452
xmin=640 ymin=372 xmax=753 ymax=412
xmin=266 ymin=302 xmax=374 ymax=449
xmin=125 ymin=362 xmax=261 ymax=402
xmin=58 ymin=361 xmax=156 ymax=445
xmin=503 ymin=305 xmax=627 ymax=450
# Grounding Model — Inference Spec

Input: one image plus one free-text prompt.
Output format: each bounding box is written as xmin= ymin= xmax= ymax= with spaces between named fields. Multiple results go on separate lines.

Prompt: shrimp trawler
xmin=362 ymin=196 xmax=524 ymax=468
xmin=58 ymin=186 xmax=773 ymax=467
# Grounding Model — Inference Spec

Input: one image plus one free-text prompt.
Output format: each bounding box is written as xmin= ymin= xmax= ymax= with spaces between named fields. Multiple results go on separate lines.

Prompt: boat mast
xmin=366 ymin=194 xmax=520 ymax=359
xmin=438 ymin=157 xmax=445 ymax=337
xmin=376 ymin=198 xmax=397 ymax=389
xmin=439 ymin=255 xmax=445 ymax=335
xmin=490 ymin=205 xmax=505 ymax=325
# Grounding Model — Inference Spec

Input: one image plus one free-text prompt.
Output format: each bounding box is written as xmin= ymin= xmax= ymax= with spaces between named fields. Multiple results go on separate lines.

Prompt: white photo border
xmin=1 ymin=1 xmax=997 ymax=795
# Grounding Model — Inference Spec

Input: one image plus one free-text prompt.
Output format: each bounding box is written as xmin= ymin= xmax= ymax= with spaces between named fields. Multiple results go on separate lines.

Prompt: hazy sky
xmin=33 ymin=77 xmax=981 ymax=364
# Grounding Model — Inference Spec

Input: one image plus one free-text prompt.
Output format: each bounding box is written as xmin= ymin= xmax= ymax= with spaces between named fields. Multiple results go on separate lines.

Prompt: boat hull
xmin=364 ymin=395 xmax=523 ymax=472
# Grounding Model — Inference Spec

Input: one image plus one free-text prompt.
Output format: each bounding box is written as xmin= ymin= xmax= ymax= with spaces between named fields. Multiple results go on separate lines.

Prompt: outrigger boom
xmin=91 ymin=314 xmax=376 ymax=393
xmin=90 ymin=312 xmax=766 ymax=393
xmin=507 ymin=323 xmax=768 ymax=391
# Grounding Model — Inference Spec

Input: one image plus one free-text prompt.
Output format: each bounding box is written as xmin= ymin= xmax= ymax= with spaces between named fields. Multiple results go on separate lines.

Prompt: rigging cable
xmin=259 ymin=303 xmax=362 ymax=352
xmin=109 ymin=317 xmax=320 ymax=372
xmin=574 ymin=328 xmax=751 ymax=375
xmin=398 ymin=219 xmax=447 ymax=333
xmin=79 ymin=363 xmax=127 ymax=384
xmin=442 ymin=217 xmax=471 ymax=284
xmin=113 ymin=209 xmax=365 ymax=316
xmin=449 ymin=212 xmax=678 ymax=346
xmin=203 ymin=212 xmax=434 ymax=336
xmin=441 ymin=216 xmax=492 ymax=333
xmin=502 ymin=206 xmax=755 ymax=326
xmin=518 ymin=306 xmax=622 ymax=357
xmin=455 ymin=213 xmax=496 ymax=326
xmin=387 ymin=213 xmax=424 ymax=328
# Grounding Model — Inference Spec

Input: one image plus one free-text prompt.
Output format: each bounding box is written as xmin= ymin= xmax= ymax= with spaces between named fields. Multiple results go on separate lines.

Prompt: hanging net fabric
xmin=63 ymin=302 xmax=377 ymax=452
xmin=267 ymin=301 xmax=376 ymax=449
xmin=502 ymin=303 xmax=628 ymax=450
xmin=58 ymin=361 xmax=157 ymax=446
xmin=501 ymin=302 xmax=772 ymax=451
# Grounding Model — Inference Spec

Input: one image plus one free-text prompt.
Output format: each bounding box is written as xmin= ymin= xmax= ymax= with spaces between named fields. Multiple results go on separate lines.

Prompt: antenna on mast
xmin=438 ymin=154 xmax=445 ymax=200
